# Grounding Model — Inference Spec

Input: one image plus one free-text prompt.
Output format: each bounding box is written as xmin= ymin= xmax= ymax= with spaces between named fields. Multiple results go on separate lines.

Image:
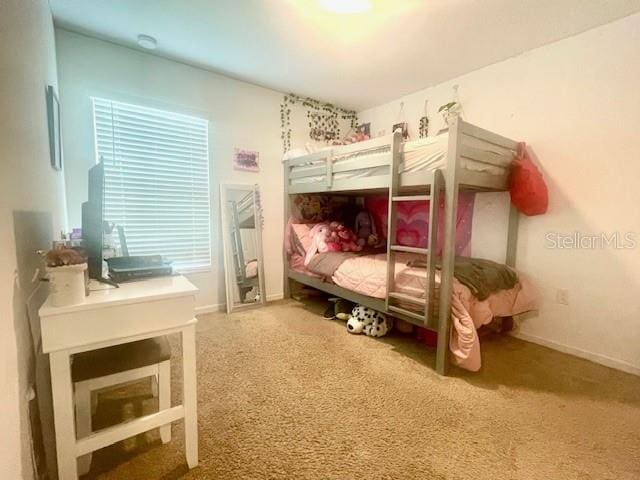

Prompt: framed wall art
xmin=233 ymin=148 xmax=260 ymax=172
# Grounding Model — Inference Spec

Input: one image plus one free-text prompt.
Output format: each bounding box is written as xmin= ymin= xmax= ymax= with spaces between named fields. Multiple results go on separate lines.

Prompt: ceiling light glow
xmin=318 ymin=0 xmax=371 ymax=14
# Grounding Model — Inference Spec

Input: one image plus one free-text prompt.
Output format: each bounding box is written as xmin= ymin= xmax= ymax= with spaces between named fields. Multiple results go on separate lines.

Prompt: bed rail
xmin=283 ymin=134 xmax=395 ymax=194
xmin=284 ymin=120 xmax=516 ymax=195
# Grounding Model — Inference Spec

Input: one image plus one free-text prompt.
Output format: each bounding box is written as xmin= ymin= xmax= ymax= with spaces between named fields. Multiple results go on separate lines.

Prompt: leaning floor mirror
xmin=220 ymin=183 xmax=266 ymax=313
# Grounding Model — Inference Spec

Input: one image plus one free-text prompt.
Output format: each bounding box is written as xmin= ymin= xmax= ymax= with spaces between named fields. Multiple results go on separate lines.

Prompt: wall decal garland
xmin=280 ymin=93 xmax=358 ymax=152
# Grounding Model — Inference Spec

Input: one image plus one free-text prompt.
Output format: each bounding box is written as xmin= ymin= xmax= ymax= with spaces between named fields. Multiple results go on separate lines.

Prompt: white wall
xmin=358 ymin=13 xmax=640 ymax=374
xmin=0 ymin=1 xmax=68 ymax=478
xmin=56 ymin=30 xmax=294 ymax=310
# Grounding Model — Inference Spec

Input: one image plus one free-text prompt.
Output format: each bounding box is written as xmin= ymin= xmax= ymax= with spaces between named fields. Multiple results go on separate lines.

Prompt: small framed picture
xmin=392 ymin=122 xmax=409 ymax=140
xmin=234 ymin=148 xmax=259 ymax=172
xmin=356 ymin=123 xmax=371 ymax=137
xmin=46 ymin=85 xmax=62 ymax=171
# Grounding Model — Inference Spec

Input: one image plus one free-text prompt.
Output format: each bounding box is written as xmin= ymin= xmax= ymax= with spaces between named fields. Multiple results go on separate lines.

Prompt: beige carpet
xmin=83 ymin=299 xmax=640 ymax=480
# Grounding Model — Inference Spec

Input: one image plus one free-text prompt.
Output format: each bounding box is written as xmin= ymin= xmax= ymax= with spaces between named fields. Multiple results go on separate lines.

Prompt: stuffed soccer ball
xmin=346 ymin=305 xmax=392 ymax=337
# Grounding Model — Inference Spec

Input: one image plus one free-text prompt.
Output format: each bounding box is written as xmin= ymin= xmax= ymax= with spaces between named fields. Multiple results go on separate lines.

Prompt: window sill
xmin=175 ymin=266 xmax=212 ymax=275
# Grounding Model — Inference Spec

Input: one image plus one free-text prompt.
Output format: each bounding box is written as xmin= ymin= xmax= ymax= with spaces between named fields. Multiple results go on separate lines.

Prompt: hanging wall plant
xmin=419 ymin=116 xmax=429 ymax=138
xmin=419 ymin=99 xmax=429 ymax=138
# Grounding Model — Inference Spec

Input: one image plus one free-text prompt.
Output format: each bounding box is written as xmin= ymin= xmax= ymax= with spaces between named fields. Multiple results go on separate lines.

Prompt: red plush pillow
xmin=510 ymin=143 xmax=548 ymax=216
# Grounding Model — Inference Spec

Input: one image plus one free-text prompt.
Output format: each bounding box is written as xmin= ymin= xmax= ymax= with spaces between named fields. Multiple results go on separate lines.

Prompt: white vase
xmin=46 ymin=263 xmax=87 ymax=307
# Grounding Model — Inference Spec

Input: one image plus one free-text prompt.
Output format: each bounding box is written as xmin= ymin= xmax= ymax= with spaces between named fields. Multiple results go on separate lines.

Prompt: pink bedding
xmin=333 ymin=252 xmax=536 ymax=371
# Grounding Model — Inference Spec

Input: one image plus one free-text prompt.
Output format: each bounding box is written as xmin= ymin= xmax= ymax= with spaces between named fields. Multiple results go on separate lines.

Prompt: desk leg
xmin=50 ymin=350 xmax=78 ymax=480
xmin=182 ymin=323 xmax=198 ymax=468
xmin=74 ymin=382 xmax=92 ymax=475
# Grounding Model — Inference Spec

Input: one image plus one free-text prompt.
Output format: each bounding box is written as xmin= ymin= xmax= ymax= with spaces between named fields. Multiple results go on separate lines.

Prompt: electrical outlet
xmin=556 ymin=288 xmax=569 ymax=306
xmin=377 ymin=129 xmax=386 ymax=137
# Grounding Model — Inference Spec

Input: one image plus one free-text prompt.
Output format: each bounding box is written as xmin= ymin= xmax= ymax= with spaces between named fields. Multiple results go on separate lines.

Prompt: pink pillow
xmin=396 ymin=201 xmax=429 ymax=248
xmin=366 ymin=196 xmax=429 ymax=246
xmin=365 ymin=193 xmax=475 ymax=256
xmin=291 ymin=223 xmax=314 ymax=254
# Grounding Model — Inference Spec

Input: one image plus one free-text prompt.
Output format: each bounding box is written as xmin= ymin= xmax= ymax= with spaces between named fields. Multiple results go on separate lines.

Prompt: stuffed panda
xmin=346 ymin=305 xmax=392 ymax=337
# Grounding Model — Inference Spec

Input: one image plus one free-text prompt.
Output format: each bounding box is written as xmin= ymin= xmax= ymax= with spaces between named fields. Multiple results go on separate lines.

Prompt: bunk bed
xmin=229 ymin=191 xmax=259 ymax=302
xmin=283 ymin=117 xmax=526 ymax=375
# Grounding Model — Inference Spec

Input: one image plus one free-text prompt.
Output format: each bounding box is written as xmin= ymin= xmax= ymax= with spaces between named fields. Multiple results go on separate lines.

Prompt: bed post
xmin=436 ymin=117 xmax=462 ymax=375
xmin=505 ymin=204 xmax=519 ymax=268
xmin=283 ymin=159 xmax=292 ymax=299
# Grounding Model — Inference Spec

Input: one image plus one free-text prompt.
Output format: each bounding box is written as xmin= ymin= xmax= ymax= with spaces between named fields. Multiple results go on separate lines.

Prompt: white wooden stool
xmin=71 ymin=336 xmax=172 ymax=475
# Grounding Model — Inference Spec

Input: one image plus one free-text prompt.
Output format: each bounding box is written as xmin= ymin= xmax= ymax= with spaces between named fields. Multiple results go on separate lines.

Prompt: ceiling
xmin=50 ymin=0 xmax=640 ymax=111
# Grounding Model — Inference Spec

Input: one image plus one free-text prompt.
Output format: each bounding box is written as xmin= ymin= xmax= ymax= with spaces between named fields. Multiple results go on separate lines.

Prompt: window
xmin=93 ymin=98 xmax=211 ymax=271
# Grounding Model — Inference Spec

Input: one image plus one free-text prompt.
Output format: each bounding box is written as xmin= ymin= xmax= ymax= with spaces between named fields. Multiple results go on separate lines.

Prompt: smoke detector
xmin=137 ymin=34 xmax=157 ymax=50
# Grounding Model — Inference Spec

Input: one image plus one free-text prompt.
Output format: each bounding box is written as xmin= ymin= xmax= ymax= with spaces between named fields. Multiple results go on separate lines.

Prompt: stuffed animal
xmin=305 ymin=222 xmax=361 ymax=266
xmin=346 ymin=305 xmax=393 ymax=337
xmin=304 ymin=223 xmax=334 ymax=266
xmin=332 ymin=130 xmax=370 ymax=146
xmin=354 ymin=211 xmax=379 ymax=247
xmin=327 ymin=221 xmax=361 ymax=252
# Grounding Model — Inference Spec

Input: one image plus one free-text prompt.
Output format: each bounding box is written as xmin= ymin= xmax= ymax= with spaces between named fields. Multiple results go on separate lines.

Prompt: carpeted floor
xmin=83 ymin=299 xmax=640 ymax=480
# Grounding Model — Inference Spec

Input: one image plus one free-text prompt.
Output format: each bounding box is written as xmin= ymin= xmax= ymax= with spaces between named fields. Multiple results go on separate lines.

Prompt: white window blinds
xmin=92 ymin=98 xmax=211 ymax=270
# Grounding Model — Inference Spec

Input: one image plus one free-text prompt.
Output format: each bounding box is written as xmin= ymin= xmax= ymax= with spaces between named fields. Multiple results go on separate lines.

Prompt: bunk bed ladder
xmin=385 ymin=131 xmax=440 ymax=327
xmin=424 ymin=169 xmax=443 ymax=329
xmin=384 ymin=131 xmax=403 ymax=314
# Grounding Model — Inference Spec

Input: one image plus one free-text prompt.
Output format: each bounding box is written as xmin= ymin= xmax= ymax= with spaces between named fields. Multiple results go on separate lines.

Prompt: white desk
xmin=39 ymin=275 xmax=199 ymax=480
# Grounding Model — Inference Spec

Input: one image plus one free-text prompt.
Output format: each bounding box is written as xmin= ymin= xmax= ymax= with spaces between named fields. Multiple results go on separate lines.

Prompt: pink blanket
xmin=332 ymin=252 xmax=537 ymax=371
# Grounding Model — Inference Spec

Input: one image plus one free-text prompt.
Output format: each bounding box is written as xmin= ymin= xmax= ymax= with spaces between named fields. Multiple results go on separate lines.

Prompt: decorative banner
xmin=233 ymin=149 xmax=259 ymax=172
xmin=280 ymin=93 xmax=358 ymax=153
xmin=308 ymin=111 xmax=339 ymax=142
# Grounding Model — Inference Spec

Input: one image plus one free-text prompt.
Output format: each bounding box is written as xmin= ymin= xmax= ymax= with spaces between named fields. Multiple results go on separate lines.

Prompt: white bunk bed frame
xmin=283 ymin=118 xmax=519 ymax=375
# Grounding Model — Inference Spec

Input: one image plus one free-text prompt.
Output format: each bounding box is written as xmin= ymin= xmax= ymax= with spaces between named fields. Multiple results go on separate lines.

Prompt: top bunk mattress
xmin=285 ymin=133 xmax=508 ymax=186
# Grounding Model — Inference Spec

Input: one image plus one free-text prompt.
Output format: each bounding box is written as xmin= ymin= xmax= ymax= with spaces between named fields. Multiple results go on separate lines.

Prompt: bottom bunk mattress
xmin=291 ymin=251 xmax=537 ymax=372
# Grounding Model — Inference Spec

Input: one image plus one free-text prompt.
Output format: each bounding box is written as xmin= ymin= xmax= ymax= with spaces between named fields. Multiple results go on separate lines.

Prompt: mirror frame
xmin=220 ymin=182 xmax=267 ymax=313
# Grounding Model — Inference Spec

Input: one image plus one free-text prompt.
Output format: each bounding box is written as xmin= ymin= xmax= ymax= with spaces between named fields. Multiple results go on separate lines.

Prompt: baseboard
xmin=194 ymin=303 xmax=225 ymax=315
xmin=194 ymin=293 xmax=284 ymax=315
xmin=512 ymin=331 xmax=640 ymax=377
